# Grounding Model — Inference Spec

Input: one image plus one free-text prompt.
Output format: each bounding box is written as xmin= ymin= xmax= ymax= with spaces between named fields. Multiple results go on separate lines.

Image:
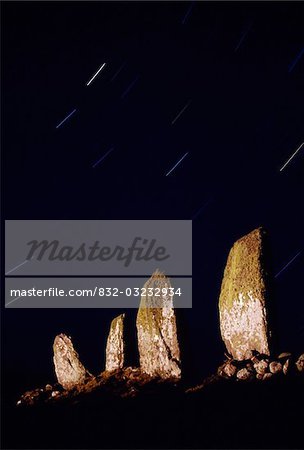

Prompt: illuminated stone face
xmin=136 ymin=270 xmax=181 ymax=379
xmin=219 ymin=228 xmax=270 ymax=360
xmin=53 ymin=334 xmax=90 ymax=389
xmin=105 ymin=314 xmax=125 ymax=372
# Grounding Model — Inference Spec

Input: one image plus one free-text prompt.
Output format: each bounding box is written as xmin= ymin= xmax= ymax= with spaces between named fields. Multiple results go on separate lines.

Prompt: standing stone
xmin=53 ymin=334 xmax=91 ymax=390
xmin=219 ymin=228 xmax=270 ymax=360
xmin=105 ymin=313 xmax=125 ymax=371
xmin=136 ymin=270 xmax=181 ymax=379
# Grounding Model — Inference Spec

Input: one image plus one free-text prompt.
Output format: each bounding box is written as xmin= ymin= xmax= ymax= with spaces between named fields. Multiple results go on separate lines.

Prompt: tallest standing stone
xmin=219 ymin=228 xmax=270 ymax=360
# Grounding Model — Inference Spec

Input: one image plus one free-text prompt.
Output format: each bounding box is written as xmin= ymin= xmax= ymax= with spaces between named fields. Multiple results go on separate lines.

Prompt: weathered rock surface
xmin=283 ymin=359 xmax=289 ymax=375
xmin=218 ymin=361 xmax=237 ymax=378
xmin=219 ymin=228 xmax=270 ymax=360
xmin=236 ymin=368 xmax=253 ymax=381
xmin=105 ymin=313 xmax=125 ymax=372
xmin=296 ymin=354 xmax=304 ymax=372
xmin=53 ymin=334 xmax=91 ymax=390
xmin=278 ymin=352 xmax=291 ymax=360
xmin=136 ymin=270 xmax=181 ymax=379
xmin=269 ymin=361 xmax=282 ymax=374
xmin=17 ymin=367 xmax=181 ymax=406
xmin=254 ymin=359 xmax=268 ymax=375
xmin=263 ymin=372 xmax=273 ymax=381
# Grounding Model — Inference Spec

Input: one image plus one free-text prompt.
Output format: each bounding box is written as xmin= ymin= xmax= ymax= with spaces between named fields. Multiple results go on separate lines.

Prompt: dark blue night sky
xmin=2 ymin=1 xmax=304 ymax=396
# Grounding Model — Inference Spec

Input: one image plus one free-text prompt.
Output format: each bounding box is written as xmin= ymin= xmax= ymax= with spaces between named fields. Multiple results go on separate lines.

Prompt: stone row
xmin=52 ymin=228 xmax=302 ymax=390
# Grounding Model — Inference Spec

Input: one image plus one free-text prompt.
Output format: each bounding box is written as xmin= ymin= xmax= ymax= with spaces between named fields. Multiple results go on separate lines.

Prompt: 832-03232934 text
xmin=9 ymin=286 xmax=183 ymax=298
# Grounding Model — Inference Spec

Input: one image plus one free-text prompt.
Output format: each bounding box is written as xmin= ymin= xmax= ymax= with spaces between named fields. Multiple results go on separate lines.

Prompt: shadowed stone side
xmin=136 ymin=270 xmax=181 ymax=379
xmin=105 ymin=314 xmax=125 ymax=371
xmin=53 ymin=334 xmax=91 ymax=389
xmin=219 ymin=228 xmax=270 ymax=360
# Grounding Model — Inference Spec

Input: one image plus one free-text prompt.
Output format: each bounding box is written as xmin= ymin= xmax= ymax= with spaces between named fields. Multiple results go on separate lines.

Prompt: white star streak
xmin=86 ymin=62 xmax=106 ymax=86
xmin=6 ymin=285 xmax=36 ymax=307
xmin=56 ymin=109 xmax=77 ymax=129
xmin=165 ymin=152 xmax=189 ymax=176
xmin=6 ymin=294 xmax=22 ymax=307
xmin=5 ymin=259 xmax=29 ymax=275
xmin=279 ymin=142 xmax=304 ymax=172
xmin=171 ymin=101 xmax=191 ymax=125
xmin=92 ymin=147 xmax=114 ymax=168
xmin=275 ymin=250 xmax=302 ymax=278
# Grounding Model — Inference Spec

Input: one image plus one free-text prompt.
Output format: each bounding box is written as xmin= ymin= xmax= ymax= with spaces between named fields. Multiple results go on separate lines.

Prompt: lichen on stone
xmin=53 ymin=333 xmax=91 ymax=390
xmin=219 ymin=228 xmax=270 ymax=360
xmin=105 ymin=313 xmax=125 ymax=372
xmin=136 ymin=270 xmax=181 ymax=379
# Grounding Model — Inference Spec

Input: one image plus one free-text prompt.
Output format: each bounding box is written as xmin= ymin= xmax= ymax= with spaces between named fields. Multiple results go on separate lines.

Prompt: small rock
xmin=278 ymin=352 xmax=292 ymax=360
xmin=254 ymin=359 xmax=268 ymax=375
xmin=45 ymin=384 xmax=52 ymax=391
xmin=251 ymin=356 xmax=260 ymax=364
xmin=236 ymin=368 xmax=253 ymax=381
xmin=51 ymin=390 xmax=60 ymax=397
xmin=223 ymin=362 xmax=237 ymax=378
xmin=16 ymin=400 xmax=21 ymax=406
xmin=246 ymin=362 xmax=254 ymax=371
xmin=269 ymin=361 xmax=282 ymax=374
xmin=263 ymin=372 xmax=273 ymax=381
xmin=256 ymin=373 xmax=264 ymax=380
xmin=283 ymin=359 xmax=289 ymax=375
xmin=296 ymin=354 xmax=304 ymax=372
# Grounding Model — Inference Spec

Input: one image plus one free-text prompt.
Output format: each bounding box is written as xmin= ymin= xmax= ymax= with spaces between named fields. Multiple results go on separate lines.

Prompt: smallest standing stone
xmin=53 ymin=334 xmax=91 ymax=390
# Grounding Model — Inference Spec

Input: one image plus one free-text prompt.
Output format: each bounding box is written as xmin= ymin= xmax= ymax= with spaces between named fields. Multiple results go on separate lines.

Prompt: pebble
xmin=278 ymin=352 xmax=292 ymax=360
xmin=254 ymin=359 xmax=268 ymax=375
xmin=236 ymin=368 xmax=252 ymax=381
xmin=283 ymin=359 xmax=289 ymax=375
xmin=223 ymin=362 xmax=237 ymax=377
xmin=269 ymin=361 xmax=282 ymax=374
xmin=263 ymin=373 xmax=273 ymax=381
xmin=296 ymin=354 xmax=304 ymax=372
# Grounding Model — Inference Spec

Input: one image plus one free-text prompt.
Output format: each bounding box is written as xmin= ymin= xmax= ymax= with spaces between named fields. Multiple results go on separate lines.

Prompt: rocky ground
xmin=3 ymin=352 xmax=302 ymax=449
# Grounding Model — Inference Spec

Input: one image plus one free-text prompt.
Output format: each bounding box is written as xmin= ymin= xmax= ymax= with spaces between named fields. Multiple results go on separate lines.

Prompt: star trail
xmin=288 ymin=46 xmax=304 ymax=73
xmin=275 ymin=250 xmax=302 ymax=278
xmin=280 ymin=142 xmax=304 ymax=172
xmin=165 ymin=152 xmax=189 ymax=176
xmin=92 ymin=147 xmax=114 ymax=168
xmin=171 ymin=101 xmax=191 ymax=125
xmin=86 ymin=62 xmax=106 ymax=86
xmin=55 ymin=108 xmax=77 ymax=129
